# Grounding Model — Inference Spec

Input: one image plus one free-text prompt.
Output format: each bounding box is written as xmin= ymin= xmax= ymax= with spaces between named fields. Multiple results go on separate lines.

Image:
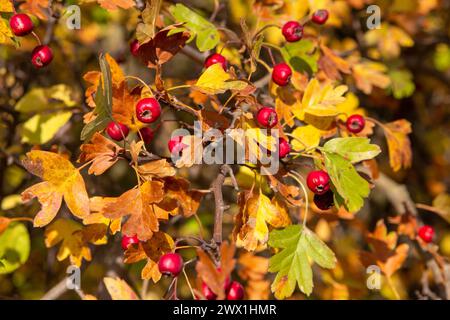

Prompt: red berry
xmin=307 ymin=170 xmax=330 ymax=195
xmin=139 ymin=127 xmax=154 ymax=144
xmin=204 ymin=53 xmax=227 ymax=70
xmin=106 ymin=121 xmax=129 ymax=141
xmin=121 ymin=234 xmax=139 ymax=250
xmin=313 ymin=190 xmax=334 ymax=210
xmin=312 ymin=9 xmax=329 ymax=25
xmin=168 ymin=136 xmax=186 ymax=154
xmin=418 ymin=225 xmax=434 ymax=243
xmin=346 ymin=114 xmax=365 ymax=134
xmin=9 ymin=13 xmax=34 ymax=36
xmin=136 ymin=98 xmax=161 ymax=123
xmin=282 ymin=21 xmax=303 ymax=42
xmin=202 ymin=282 xmax=217 ymax=300
xmin=272 ymin=63 xmax=292 ymax=86
xmin=278 ymin=138 xmax=291 ymax=158
xmin=226 ymin=281 xmax=244 ymax=300
xmin=158 ymin=253 xmax=184 ymax=277
xmin=256 ymin=107 xmax=278 ymax=128
xmin=31 ymin=45 xmax=53 ymax=68
xmin=130 ymin=39 xmax=140 ymax=56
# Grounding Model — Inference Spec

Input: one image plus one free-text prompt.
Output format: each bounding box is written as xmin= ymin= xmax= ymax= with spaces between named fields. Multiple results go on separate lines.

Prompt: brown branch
xmin=211 ymin=164 xmax=234 ymax=244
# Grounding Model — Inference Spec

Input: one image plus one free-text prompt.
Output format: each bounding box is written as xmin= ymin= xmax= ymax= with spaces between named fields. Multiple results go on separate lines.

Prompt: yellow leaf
xmin=21 ymin=111 xmax=72 ymax=144
xmin=352 ymin=60 xmax=391 ymax=94
xmin=365 ymin=23 xmax=413 ymax=59
xmin=336 ymin=92 xmax=365 ymax=120
xmin=383 ymin=119 xmax=412 ymax=172
xmin=103 ymin=277 xmax=139 ymax=300
xmin=0 ymin=18 xmax=13 ymax=45
xmin=21 ymin=151 xmax=90 ymax=227
xmin=291 ymin=125 xmax=322 ymax=152
xmin=195 ymin=63 xmax=247 ymax=95
xmin=0 ymin=0 xmax=14 ymax=12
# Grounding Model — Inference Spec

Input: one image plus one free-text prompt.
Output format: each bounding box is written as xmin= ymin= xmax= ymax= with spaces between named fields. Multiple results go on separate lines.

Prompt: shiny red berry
xmin=272 ymin=63 xmax=292 ymax=86
xmin=139 ymin=127 xmax=154 ymax=144
xmin=106 ymin=121 xmax=129 ymax=141
xmin=282 ymin=21 xmax=303 ymax=42
xmin=226 ymin=281 xmax=244 ymax=300
xmin=204 ymin=53 xmax=227 ymax=70
xmin=130 ymin=39 xmax=140 ymax=56
xmin=121 ymin=234 xmax=139 ymax=250
xmin=312 ymin=9 xmax=329 ymax=25
xmin=9 ymin=13 xmax=34 ymax=36
xmin=307 ymin=170 xmax=330 ymax=195
xmin=418 ymin=225 xmax=434 ymax=243
xmin=202 ymin=282 xmax=217 ymax=300
xmin=313 ymin=190 xmax=334 ymax=210
xmin=168 ymin=136 xmax=186 ymax=154
xmin=136 ymin=98 xmax=161 ymax=123
xmin=256 ymin=107 xmax=278 ymax=128
xmin=346 ymin=114 xmax=365 ymax=133
xmin=31 ymin=45 xmax=53 ymax=68
xmin=278 ymin=138 xmax=291 ymax=158
xmin=158 ymin=253 xmax=183 ymax=277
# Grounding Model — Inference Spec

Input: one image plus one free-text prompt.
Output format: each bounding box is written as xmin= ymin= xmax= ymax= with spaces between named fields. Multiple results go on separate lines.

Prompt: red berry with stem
xmin=272 ymin=63 xmax=292 ymax=86
xmin=121 ymin=234 xmax=139 ymax=250
xmin=139 ymin=127 xmax=154 ymax=144
xmin=9 ymin=13 xmax=34 ymax=36
xmin=130 ymin=39 xmax=140 ymax=56
xmin=158 ymin=253 xmax=184 ymax=277
xmin=346 ymin=114 xmax=365 ymax=133
xmin=418 ymin=225 xmax=434 ymax=243
xmin=31 ymin=45 xmax=53 ymax=68
xmin=278 ymin=138 xmax=291 ymax=158
xmin=202 ymin=282 xmax=217 ymax=300
xmin=106 ymin=121 xmax=129 ymax=141
xmin=282 ymin=21 xmax=303 ymax=42
xmin=168 ymin=136 xmax=186 ymax=154
xmin=312 ymin=9 xmax=329 ymax=25
xmin=204 ymin=53 xmax=227 ymax=70
xmin=226 ymin=281 xmax=244 ymax=300
xmin=313 ymin=190 xmax=334 ymax=210
xmin=136 ymin=98 xmax=161 ymax=123
xmin=307 ymin=170 xmax=330 ymax=195
xmin=256 ymin=107 xmax=278 ymax=128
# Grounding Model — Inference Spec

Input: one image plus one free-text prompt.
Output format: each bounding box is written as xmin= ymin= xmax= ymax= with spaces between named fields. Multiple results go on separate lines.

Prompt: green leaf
xmin=21 ymin=111 xmax=72 ymax=144
xmin=388 ymin=69 xmax=415 ymax=99
xmin=15 ymin=84 xmax=76 ymax=113
xmin=170 ymin=4 xmax=219 ymax=52
xmin=280 ymin=40 xmax=319 ymax=75
xmin=323 ymin=137 xmax=381 ymax=163
xmin=81 ymin=54 xmax=113 ymax=141
xmin=0 ymin=223 xmax=30 ymax=274
xmin=268 ymin=225 xmax=336 ymax=299
xmin=323 ymin=151 xmax=369 ymax=212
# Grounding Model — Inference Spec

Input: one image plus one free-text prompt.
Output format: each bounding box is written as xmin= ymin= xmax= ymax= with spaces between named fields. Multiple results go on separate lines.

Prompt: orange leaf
xmin=79 ymin=133 xmax=123 ymax=175
xmin=383 ymin=119 xmax=412 ymax=172
xmin=103 ymin=277 xmax=139 ymax=300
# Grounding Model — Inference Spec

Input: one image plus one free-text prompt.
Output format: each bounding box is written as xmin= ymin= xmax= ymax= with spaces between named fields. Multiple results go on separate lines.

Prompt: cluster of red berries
xmin=281 ymin=9 xmax=329 ymax=43
xmin=201 ymin=269 xmax=244 ymax=300
xmin=9 ymin=13 xmax=53 ymax=68
xmin=307 ymin=170 xmax=335 ymax=210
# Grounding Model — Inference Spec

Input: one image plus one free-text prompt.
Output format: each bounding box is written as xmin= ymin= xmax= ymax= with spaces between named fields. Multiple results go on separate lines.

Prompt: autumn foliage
xmin=0 ymin=0 xmax=449 ymax=301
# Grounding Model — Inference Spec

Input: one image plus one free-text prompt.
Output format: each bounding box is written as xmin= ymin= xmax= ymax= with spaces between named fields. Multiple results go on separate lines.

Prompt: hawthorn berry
xmin=158 ymin=252 xmax=184 ymax=277
xmin=204 ymin=53 xmax=227 ymax=70
xmin=278 ymin=138 xmax=291 ymax=158
xmin=226 ymin=281 xmax=244 ymax=300
xmin=168 ymin=136 xmax=186 ymax=154
xmin=418 ymin=225 xmax=434 ymax=243
xmin=307 ymin=170 xmax=330 ymax=195
xmin=202 ymin=282 xmax=217 ymax=300
xmin=136 ymin=98 xmax=161 ymax=123
xmin=9 ymin=13 xmax=34 ymax=36
xmin=256 ymin=107 xmax=278 ymax=128
xmin=272 ymin=63 xmax=292 ymax=86
xmin=106 ymin=121 xmax=129 ymax=141
xmin=346 ymin=114 xmax=365 ymax=134
xmin=121 ymin=234 xmax=139 ymax=250
xmin=31 ymin=45 xmax=53 ymax=68
xmin=139 ymin=127 xmax=154 ymax=144
xmin=311 ymin=9 xmax=329 ymax=25
xmin=130 ymin=39 xmax=140 ymax=56
xmin=282 ymin=21 xmax=304 ymax=42
xmin=313 ymin=190 xmax=334 ymax=210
